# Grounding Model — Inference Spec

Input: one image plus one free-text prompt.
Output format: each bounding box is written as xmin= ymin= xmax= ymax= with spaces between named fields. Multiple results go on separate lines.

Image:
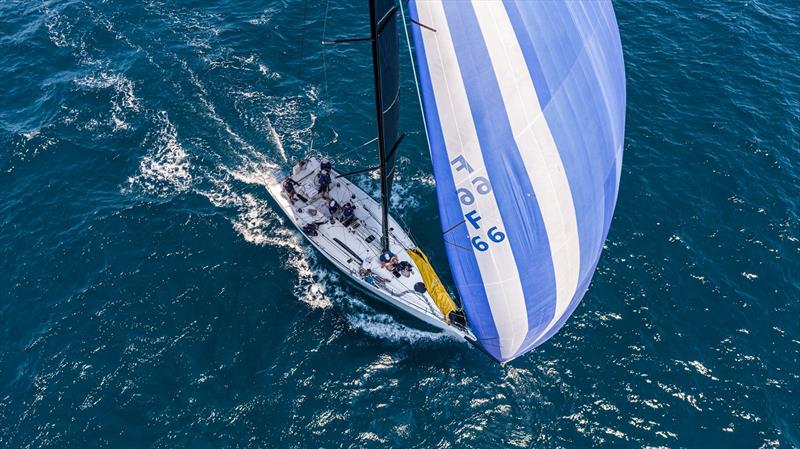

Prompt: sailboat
xmin=267 ymin=0 xmax=626 ymax=363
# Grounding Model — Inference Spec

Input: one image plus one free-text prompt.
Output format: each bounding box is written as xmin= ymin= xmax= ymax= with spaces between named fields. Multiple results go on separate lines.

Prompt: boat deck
xmin=266 ymin=158 xmax=471 ymax=339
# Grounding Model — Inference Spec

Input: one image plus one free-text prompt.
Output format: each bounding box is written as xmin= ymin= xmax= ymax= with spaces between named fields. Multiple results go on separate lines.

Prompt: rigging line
xmin=321 ymin=0 xmax=331 ymax=101
xmin=299 ymin=0 xmax=309 ymax=80
xmin=442 ymin=218 xmax=466 ymax=236
xmin=359 ymin=136 xmax=379 ymax=147
xmin=443 ymin=239 xmax=473 ymax=253
xmin=398 ymin=0 xmax=432 ymax=160
xmin=320 ymin=135 xmax=378 ymax=159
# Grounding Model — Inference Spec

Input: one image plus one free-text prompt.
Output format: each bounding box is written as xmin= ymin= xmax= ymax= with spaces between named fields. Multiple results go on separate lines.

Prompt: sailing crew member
xmin=379 ymin=250 xmax=398 ymax=272
xmin=317 ymin=169 xmax=332 ymax=197
xmin=392 ymin=260 xmax=413 ymax=278
xmin=320 ymin=157 xmax=332 ymax=172
xmin=327 ymin=198 xmax=340 ymax=223
xmin=341 ymin=202 xmax=355 ymax=224
xmin=301 ymin=220 xmax=327 ymax=236
xmin=447 ymin=309 xmax=468 ymax=328
xmin=282 ymin=177 xmax=297 ymax=203
xmin=360 ymin=257 xmax=389 ymax=286
xmin=292 ymin=159 xmax=308 ymax=177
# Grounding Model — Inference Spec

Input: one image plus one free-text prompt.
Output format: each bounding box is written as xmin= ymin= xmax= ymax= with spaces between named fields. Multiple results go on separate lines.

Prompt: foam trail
xmin=265 ymin=117 xmax=287 ymax=162
xmin=345 ymin=310 xmax=455 ymax=344
xmin=126 ymin=111 xmax=192 ymax=196
xmin=181 ymin=60 xmax=268 ymax=162
xmin=75 ymin=72 xmax=140 ymax=131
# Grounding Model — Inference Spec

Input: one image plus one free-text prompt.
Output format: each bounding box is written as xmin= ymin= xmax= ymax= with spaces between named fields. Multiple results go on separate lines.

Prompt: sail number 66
xmin=471 ymin=226 xmax=506 ymax=252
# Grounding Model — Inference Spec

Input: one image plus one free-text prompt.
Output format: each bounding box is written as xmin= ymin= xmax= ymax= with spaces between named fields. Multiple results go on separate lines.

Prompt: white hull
xmin=265 ymin=158 xmax=473 ymax=342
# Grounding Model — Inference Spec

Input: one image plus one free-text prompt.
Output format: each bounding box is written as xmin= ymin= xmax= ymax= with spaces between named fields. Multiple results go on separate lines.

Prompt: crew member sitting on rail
xmin=282 ymin=177 xmax=297 ymax=203
xmin=320 ymin=157 xmax=332 ymax=172
xmin=317 ymin=169 xmax=332 ymax=197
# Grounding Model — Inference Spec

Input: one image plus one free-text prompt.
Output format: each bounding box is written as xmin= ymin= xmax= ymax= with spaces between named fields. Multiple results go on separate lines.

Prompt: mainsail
xmin=369 ymin=0 xmax=402 ymax=250
xmin=407 ymin=1 xmax=627 ymax=362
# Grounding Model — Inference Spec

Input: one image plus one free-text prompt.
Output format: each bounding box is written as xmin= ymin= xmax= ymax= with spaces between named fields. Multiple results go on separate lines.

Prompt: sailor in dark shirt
xmin=317 ymin=169 xmax=332 ymax=197
xmin=327 ymin=198 xmax=340 ymax=223
xmin=392 ymin=260 xmax=413 ymax=278
xmin=282 ymin=177 xmax=297 ymax=203
xmin=320 ymin=158 xmax=332 ymax=172
xmin=340 ymin=202 xmax=355 ymax=224
xmin=447 ymin=309 xmax=468 ymax=328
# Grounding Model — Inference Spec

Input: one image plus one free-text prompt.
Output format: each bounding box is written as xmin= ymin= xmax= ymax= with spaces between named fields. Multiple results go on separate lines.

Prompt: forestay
xmin=407 ymin=0 xmax=626 ymax=362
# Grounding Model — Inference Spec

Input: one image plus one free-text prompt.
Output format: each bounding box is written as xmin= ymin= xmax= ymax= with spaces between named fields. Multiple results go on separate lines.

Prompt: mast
xmin=369 ymin=0 xmax=391 ymax=252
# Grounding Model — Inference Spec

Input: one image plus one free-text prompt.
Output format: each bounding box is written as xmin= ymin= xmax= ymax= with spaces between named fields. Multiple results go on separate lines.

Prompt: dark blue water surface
xmin=2 ymin=1 xmax=799 ymax=448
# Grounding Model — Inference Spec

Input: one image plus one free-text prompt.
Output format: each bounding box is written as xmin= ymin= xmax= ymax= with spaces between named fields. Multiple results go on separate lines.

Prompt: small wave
xmin=247 ymin=10 xmax=275 ymax=26
xmin=230 ymin=193 xmax=282 ymax=247
xmin=226 ymin=158 xmax=280 ymax=187
xmin=75 ymin=72 xmax=140 ymax=131
xmin=345 ymin=309 xmax=453 ymax=345
xmin=265 ymin=118 xmax=287 ymax=162
xmin=43 ymin=5 xmax=78 ymax=50
xmin=197 ymin=162 xmax=330 ymax=309
xmin=197 ymin=174 xmax=244 ymax=209
xmin=258 ymin=64 xmax=280 ymax=80
xmin=126 ymin=111 xmax=192 ymax=196
xmin=231 ymin=90 xmax=316 ymax=161
xmin=11 ymin=129 xmax=57 ymax=163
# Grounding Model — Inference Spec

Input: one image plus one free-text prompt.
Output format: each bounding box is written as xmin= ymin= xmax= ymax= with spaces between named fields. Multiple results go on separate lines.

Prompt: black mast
xmin=369 ymin=0 xmax=390 ymax=251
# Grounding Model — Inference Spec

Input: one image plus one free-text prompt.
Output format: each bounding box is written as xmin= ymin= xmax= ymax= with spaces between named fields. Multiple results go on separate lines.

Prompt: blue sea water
xmin=1 ymin=0 xmax=798 ymax=447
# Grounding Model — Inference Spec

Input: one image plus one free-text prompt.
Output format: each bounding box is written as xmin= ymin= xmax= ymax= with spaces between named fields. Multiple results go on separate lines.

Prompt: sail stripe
xmin=416 ymin=0 xmax=535 ymax=359
xmin=506 ymin=1 xmax=626 ymax=347
xmin=407 ymin=2 xmax=500 ymax=349
xmin=501 ymin=1 xmax=551 ymax=109
xmin=471 ymin=1 xmax=581 ymax=355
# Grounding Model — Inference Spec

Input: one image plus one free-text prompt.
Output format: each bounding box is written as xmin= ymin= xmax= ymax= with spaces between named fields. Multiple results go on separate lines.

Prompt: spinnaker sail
xmin=407 ymin=1 xmax=626 ymax=362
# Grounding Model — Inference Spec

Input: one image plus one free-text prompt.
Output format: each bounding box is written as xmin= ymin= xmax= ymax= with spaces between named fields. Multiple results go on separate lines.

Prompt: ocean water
xmin=1 ymin=0 xmax=798 ymax=447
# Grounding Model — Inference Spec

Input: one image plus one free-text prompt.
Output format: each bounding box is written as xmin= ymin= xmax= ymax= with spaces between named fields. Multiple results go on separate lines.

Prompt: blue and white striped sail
xmin=407 ymin=1 xmax=626 ymax=362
